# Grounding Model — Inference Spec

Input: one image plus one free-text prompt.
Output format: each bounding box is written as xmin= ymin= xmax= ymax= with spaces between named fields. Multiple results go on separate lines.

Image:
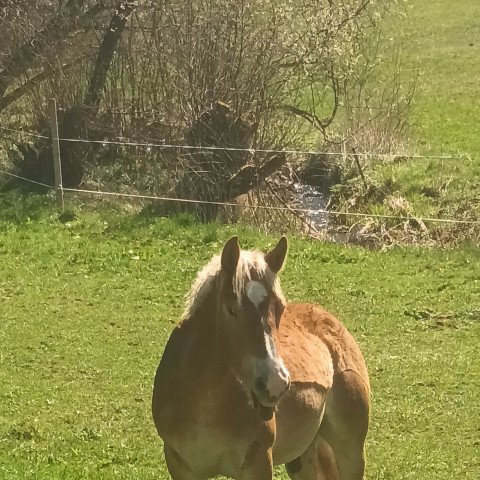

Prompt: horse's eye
xmin=228 ymin=307 xmax=237 ymax=317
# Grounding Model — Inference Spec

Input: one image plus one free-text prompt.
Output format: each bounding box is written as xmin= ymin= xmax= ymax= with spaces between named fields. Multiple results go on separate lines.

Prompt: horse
xmin=152 ymin=236 xmax=370 ymax=480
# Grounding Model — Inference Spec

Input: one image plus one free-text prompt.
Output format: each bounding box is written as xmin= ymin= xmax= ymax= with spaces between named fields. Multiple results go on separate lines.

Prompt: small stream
xmin=293 ymin=182 xmax=329 ymax=229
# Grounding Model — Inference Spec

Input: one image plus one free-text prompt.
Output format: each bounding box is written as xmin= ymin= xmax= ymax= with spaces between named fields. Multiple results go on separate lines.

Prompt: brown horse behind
xmin=152 ymin=237 xmax=370 ymax=480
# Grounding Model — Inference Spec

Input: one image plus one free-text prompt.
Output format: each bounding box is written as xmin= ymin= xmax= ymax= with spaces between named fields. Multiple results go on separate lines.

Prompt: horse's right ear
xmin=265 ymin=236 xmax=288 ymax=273
xmin=221 ymin=236 xmax=240 ymax=277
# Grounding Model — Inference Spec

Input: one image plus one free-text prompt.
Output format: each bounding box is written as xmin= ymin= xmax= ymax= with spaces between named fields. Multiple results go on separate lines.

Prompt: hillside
xmin=336 ymin=0 xmax=480 ymax=235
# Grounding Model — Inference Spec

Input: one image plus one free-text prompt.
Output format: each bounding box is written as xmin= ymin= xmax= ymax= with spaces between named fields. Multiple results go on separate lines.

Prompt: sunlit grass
xmin=341 ymin=0 xmax=480 ymax=222
xmin=0 ymin=194 xmax=479 ymax=479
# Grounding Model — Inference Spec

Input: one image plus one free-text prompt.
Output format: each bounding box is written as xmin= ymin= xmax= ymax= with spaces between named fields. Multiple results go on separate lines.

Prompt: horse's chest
xmin=160 ymin=391 xmax=260 ymax=477
xmin=175 ymin=422 xmax=248 ymax=476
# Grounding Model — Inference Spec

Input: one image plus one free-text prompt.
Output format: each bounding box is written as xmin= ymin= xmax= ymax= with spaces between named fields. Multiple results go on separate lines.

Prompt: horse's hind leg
xmin=285 ymin=437 xmax=339 ymax=480
xmin=320 ymin=370 xmax=370 ymax=480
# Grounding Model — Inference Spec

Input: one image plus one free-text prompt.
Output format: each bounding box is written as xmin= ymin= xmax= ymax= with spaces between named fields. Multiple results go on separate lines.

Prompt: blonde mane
xmin=182 ymin=249 xmax=285 ymax=319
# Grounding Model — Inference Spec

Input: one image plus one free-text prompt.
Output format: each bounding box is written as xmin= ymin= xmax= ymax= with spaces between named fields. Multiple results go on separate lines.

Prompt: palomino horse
xmin=152 ymin=237 xmax=370 ymax=480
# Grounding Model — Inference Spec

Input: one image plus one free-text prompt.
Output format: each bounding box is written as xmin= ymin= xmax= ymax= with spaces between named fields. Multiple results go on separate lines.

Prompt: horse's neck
xmin=180 ymin=289 xmax=241 ymax=381
xmin=184 ymin=306 xmax=226 ymax=368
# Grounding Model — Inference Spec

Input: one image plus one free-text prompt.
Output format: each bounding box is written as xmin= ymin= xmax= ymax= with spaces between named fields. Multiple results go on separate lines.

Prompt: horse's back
xmin=280 ymin=303 xmax=369 ymax=388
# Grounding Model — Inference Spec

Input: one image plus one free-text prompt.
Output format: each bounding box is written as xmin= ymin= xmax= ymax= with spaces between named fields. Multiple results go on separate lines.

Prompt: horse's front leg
xmin=239 ymin=446 xmax=274 ymax=480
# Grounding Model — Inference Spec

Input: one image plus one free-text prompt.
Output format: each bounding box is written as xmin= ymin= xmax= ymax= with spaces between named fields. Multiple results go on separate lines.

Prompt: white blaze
xmin=264 ymin=331 xmax=290 ymax=399
xmin=246 ymin=281 xmax=268 ymax=309
xmin=246 ymin=280 xmax=290 ymax=402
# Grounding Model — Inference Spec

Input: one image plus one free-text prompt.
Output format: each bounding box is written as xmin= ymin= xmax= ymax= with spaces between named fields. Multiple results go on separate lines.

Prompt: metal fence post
xmin=48 ymin=98 xmax=64 ymax=210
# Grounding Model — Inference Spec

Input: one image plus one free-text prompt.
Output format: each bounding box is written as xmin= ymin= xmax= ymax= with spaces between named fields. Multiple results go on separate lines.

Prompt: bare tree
xmin=0 ymin=1 xmax=115 ymax=112
xmin=60 ymin=0 xmax=138 ymax=186
xmin=0 ymin=1 xmax=137 ymax=185
xmin=1 ymin=0 xmax=409 ymax=215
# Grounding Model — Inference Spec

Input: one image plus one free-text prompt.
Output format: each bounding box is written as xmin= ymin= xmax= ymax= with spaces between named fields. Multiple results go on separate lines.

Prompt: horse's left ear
xmin=265 ymin=236 xmax=288 ymax=273
xmin=221 ymin=236 xmax=241 ymax=277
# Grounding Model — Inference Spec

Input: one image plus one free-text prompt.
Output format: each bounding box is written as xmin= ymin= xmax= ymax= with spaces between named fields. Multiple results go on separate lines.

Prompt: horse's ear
xmin=265 ymin=236 xmax=288 ymax=273
xmin=221 ymin=236 xmax=241 ymax=277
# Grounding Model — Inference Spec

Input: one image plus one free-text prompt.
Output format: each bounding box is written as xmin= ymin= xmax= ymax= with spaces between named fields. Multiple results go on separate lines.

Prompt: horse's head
xmin=218 ymin=236 xmax=290 ymax=409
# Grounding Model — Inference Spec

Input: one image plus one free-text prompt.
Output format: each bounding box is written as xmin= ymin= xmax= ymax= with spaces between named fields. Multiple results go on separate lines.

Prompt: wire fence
xmin=60 ymin=187 xmax=480 ymax=226
xmin=0 ymin=126 xmax=472 ymax=160
xmin=1 ymin=169 xmax=478 ymax=227
xmin=0 ymin=125 xmax=478 ymax=227
xmin=0 ymin=169 xmax=53 ymax=189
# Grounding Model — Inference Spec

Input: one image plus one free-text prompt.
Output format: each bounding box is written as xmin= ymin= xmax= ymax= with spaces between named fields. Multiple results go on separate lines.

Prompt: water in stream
xmin=293 ymin=182 xmax=329 ymax=229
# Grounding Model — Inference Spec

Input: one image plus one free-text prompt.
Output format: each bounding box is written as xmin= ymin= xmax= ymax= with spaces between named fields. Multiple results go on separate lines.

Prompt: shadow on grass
xmin=0 ymin=188 xmax=55 ymax=223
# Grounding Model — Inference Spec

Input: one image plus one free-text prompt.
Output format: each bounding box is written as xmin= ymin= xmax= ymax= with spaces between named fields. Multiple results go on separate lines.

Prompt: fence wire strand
xmin=0 ymin=169 xmax=53 ymax=189
xmin=62 ymin=186 xmax=480 ymax=226
xmin=0 ymin=126 xmax=471 ymax=160
xmin=0 ymin=126 xmax=49 ymax=140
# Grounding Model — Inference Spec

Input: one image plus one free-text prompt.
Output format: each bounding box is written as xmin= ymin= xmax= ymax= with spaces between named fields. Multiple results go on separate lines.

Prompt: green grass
xmin=399 ymin=0 xmax=480 ymax=217
xmin=402 ymin=0 xmax=480 ymax=155
xmin=340 ymin=0 xmax=480 ymax=223
xmin=0 ymin=5 xmax=479 ymax=477
xmin=0 ymin=194 xmax=479 ymax=479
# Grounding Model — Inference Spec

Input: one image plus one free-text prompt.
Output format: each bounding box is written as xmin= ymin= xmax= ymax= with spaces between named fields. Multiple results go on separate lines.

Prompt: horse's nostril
xmin=254 ymin=377 xmax=266 ymax=393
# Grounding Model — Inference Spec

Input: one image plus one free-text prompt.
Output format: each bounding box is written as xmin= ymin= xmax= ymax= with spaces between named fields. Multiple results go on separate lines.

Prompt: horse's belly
xmin=273 ymin=382 xmax=328 ymax=465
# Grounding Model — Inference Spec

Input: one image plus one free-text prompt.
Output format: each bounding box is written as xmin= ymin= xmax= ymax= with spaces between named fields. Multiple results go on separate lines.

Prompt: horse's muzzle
xmin=253 ymin=368 xmax=290 ymax=407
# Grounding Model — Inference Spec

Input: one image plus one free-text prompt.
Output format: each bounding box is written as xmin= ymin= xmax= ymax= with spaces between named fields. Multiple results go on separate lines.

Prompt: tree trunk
xmin=222 ymin=154 xmax=286 ymax=201
xmin=58 ymin=0 xmax=137 ymax=187
xmin=170 ymin=102 xmax=256 ymax=221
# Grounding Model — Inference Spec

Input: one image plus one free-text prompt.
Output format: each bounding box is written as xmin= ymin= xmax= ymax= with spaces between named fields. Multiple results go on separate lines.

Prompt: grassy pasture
xmin=352 ymin=0 xmax=480 ymax=222
xmin=1 ymin=3 xmax=480 ymax=477
xmin=402 ymin=0 xmax=480 ymax=155
xmin=0 ymin=194 xmax=479 ymax=479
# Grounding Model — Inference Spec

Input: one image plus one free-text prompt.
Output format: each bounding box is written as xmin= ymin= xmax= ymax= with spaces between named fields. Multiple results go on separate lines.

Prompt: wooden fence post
xmin=48 ymin=98 xmax=64 ymax=210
